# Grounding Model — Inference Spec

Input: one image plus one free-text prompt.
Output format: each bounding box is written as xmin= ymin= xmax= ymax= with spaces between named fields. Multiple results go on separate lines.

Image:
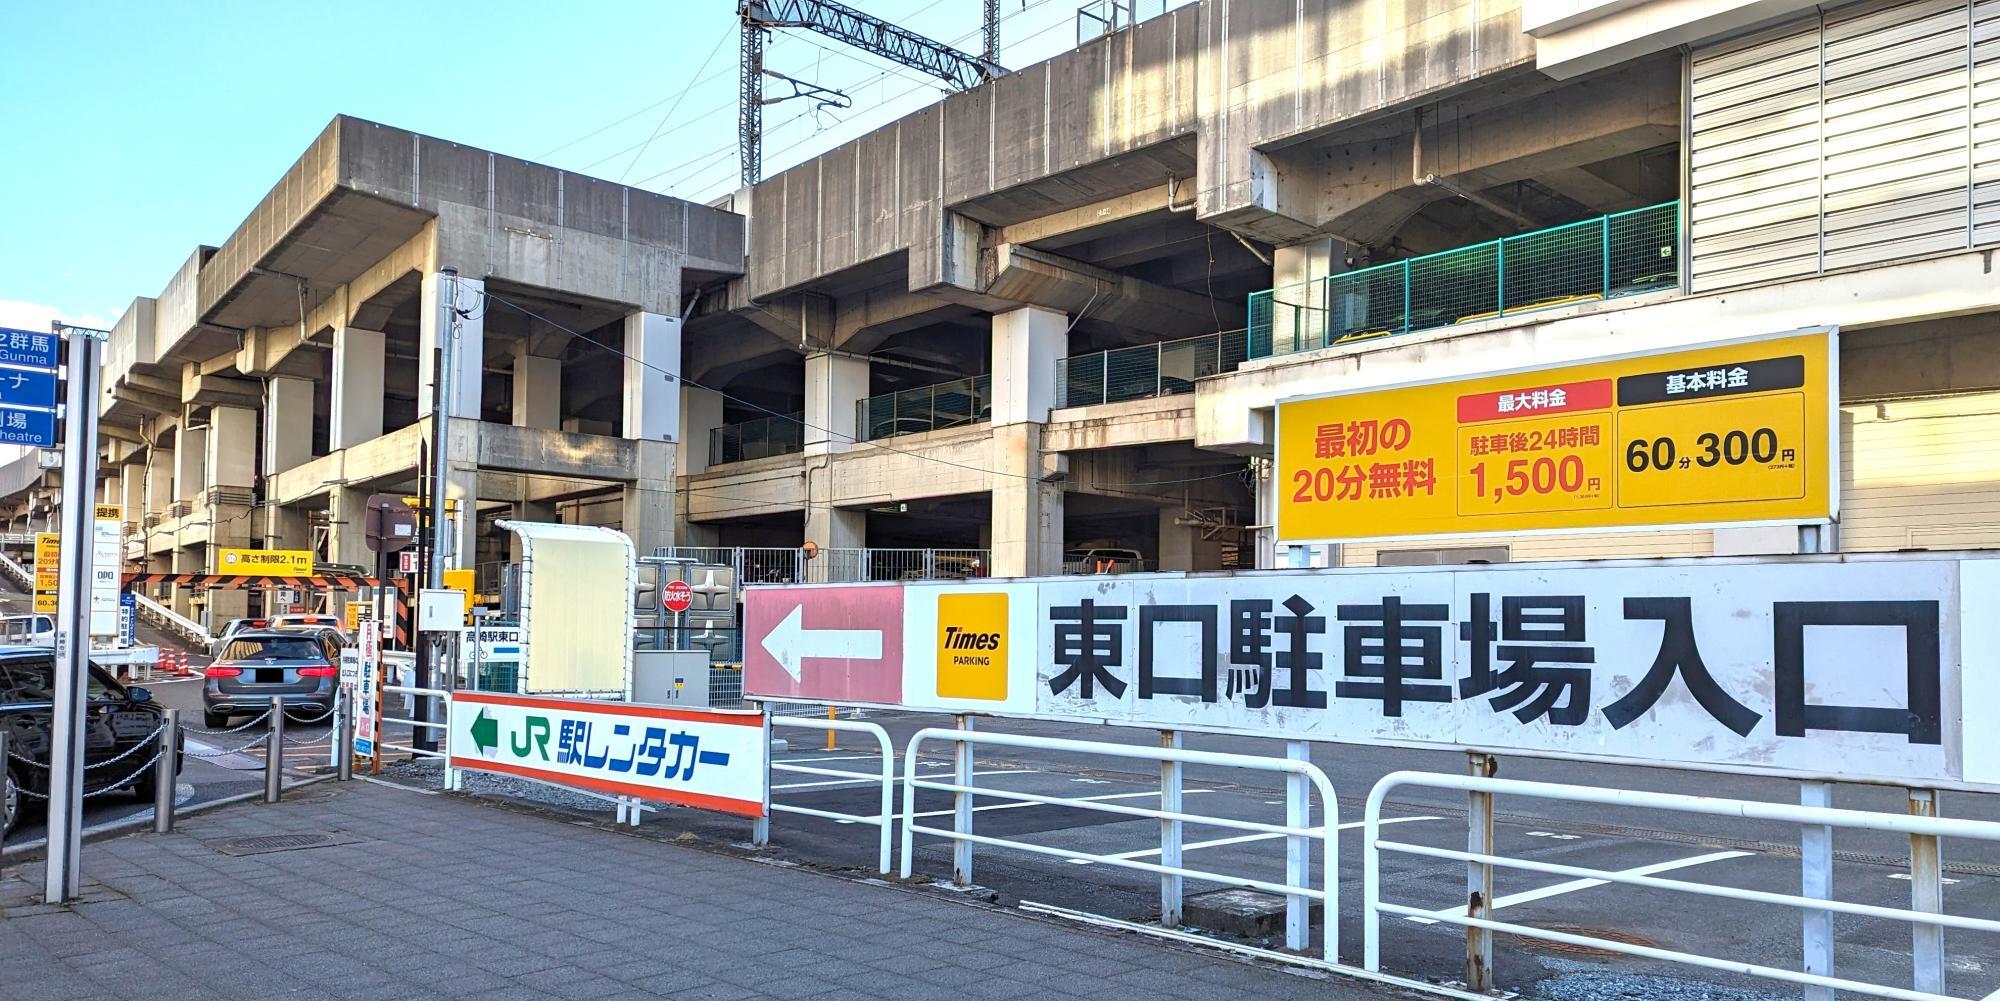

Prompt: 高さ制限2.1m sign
xmin=447 ymin=692 xmax=769 ymax=816
xmin=1276 ymin=328 xmax=1836 ymax=543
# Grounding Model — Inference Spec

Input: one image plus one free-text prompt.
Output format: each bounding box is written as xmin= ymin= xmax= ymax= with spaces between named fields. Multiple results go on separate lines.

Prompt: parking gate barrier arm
xmin=897 ymin=727 xmax=1341 ymax=964
xmin=768 ymin=715 xmax=896 ymax=874
xmin=1362 ymin=770 xmax=2000 ymax=1001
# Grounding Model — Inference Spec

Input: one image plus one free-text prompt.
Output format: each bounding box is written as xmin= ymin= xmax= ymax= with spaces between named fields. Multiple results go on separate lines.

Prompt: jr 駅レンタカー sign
xmin=1275 ymin=328 xmax=1837 ymax=544
xmin=447 ymin=692 xmax=769 ymax=816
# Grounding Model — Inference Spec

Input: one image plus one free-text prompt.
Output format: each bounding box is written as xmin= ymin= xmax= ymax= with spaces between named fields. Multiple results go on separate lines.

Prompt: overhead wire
xmin=619 ymin=26 xmax=736 ymax=182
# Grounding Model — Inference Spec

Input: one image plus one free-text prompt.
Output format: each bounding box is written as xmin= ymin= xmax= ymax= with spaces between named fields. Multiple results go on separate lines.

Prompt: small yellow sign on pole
xmin=1275 ymin=329 xmax=1837 ymax=544
xmin=216 ymin=548 xmax=314 ymax=575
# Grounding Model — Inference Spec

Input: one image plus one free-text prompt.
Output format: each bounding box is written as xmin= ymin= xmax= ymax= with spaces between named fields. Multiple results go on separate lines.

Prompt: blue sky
xmin=0 ymin=0 xmax=1153 ymax=332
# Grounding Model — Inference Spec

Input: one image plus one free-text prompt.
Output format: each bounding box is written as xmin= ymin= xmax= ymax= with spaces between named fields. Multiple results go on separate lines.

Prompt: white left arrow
xmin=761 ymin=604 xmax=883 ymax=682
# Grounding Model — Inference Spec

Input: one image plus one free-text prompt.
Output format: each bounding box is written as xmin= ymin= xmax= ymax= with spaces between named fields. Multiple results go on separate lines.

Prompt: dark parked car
xmin=1 ymin=646 xmax=173 ymax=835
xmin=202 ymin=630 xmax=341 ymax=728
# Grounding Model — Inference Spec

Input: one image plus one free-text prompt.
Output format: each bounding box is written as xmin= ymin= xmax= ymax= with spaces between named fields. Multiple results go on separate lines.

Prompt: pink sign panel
xmin=743 ymin=583 xmax=904 ymax=705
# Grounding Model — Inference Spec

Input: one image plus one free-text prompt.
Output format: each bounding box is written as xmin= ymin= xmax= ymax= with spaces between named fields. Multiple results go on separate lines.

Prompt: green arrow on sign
xmin=470 ymin=708 xmax=499 ymax=755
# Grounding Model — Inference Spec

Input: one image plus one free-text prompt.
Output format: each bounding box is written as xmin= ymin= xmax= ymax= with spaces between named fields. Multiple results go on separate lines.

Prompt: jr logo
xmin=937 ymin=592 xmax=1007 ymax=700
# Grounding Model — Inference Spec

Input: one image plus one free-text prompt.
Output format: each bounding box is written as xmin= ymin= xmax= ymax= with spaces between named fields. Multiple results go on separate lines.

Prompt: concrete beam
xmin=984 ymin=245 xmax=1245 ymax=336
xmin=1297 ymin=60 xmax=1679 ymax=246
xmin=181 ymin=370 xmax=261 ymax=409
xmin=995 ymin=184 xmax=1177 ymax=248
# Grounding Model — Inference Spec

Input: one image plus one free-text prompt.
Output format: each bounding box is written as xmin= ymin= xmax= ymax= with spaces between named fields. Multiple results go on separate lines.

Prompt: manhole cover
xmin=206 ymin=831 xmax=361 ymax=857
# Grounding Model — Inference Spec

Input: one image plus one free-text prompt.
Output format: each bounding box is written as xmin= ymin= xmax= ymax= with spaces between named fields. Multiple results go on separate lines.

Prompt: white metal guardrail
xmin=380 ymin=683 xmax=454 ymax=790
xmin=1364 ymin=771 xmax=2000 ymax=1001
xmin=897 ymin=727 xmax=1342 ymax=963
xmin=765 ymin=716 xmax=896 ymax=873
xmin=131 ymin=590 xmax=209 ymax=649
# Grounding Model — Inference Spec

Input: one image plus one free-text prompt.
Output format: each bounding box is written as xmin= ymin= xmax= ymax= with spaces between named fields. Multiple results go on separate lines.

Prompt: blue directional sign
xmin=0 ymin=328 xmax=60 ymax=371
xmin=0 ymin=367 xmax=57 ymax=410
xmin=0 ymin=406 xmax=56 ymax=448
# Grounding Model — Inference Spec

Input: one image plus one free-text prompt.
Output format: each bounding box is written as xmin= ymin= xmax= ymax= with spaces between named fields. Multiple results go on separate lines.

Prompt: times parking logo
xmin=937 ymin=593 xmax=1007 ymax=701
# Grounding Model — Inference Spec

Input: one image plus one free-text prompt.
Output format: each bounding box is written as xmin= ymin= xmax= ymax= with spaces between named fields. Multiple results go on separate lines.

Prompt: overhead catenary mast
xmin=737 ymin=0 xmax=1006 ymax=188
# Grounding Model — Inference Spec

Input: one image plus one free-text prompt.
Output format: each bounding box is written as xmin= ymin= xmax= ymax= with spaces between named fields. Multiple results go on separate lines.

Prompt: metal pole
xmin=337 ymin=697 xmax=354 ymax=782
xmin=152 ymin=709 xmax=179 ymax=834
xmin=1285 ymin=739 xmax=1310 ymax=950
xmin=46 ymin=326 xmax=102 ymax=905
xmin=1801 ymin=781 xmax=1835 ymax=1001
xmin=419 ymin=267 xmax=459 ymax=755
xmin=1465 ymin=752 xmax=1499 ymax=993
xmin=1909 ymin=789 xmax=1944 ymax=994
xmin=264 ymin=696 xmax=283 ymax=804
xmin=1 ymin=730 xmax=10 ymax=854
xmin=752 ymin=708 xmax=771 ymax=846
xmin=1159 ymin=730 xmax=1184 ymax=928
xmin=953 ymin=714 xmax=975 ymax=886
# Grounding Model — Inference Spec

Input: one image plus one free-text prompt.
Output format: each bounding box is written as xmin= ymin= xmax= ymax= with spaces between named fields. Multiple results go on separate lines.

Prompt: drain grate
xmin=207 ymin=831 xmax=361 ymax=857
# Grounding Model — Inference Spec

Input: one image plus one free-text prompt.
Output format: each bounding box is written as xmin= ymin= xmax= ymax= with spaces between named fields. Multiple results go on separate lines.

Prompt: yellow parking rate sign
xmin=1276 ymin=329 xmax=1836 ymax=543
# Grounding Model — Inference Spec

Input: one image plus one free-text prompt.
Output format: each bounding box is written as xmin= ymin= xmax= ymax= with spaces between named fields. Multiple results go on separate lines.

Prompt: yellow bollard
xmin=826 ymin=705 xmax=838 ymax=751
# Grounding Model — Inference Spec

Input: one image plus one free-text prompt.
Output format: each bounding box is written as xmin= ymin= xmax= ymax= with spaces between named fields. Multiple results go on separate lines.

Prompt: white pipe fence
xmin=1363 ymin=771 xmax=2000 ymax=1001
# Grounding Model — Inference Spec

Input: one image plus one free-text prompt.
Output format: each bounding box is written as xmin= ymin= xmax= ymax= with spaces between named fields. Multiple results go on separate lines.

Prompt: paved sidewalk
xmin=0 ymin=781 xmax=1408 ymax=1001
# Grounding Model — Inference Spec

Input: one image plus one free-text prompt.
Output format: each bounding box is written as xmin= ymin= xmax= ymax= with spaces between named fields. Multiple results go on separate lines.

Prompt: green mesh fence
xmin=1055 ymin=330 xmax=1252 ymax=407
xmin=1246 ymin=202 xmax=1681 ymax=358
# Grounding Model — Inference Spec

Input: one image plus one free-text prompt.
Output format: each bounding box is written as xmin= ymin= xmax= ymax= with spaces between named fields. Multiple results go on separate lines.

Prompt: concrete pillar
xmin=203 ymin=406 xmax=258 ymax=621
xmin=804 ymin=352 xmax=869 ymax=454
xmin=145 ymin=451 xmax=173 ymax=546
xmin=511 ymin=342 xmax=562 ymax=430
xmin=419 ymin=273 xmax=485 ymax=420
xmin=173 ymin=429 xmax=205 ymax=505
xmin=206 ymin=407 xmax=256 ymax=490
xmin=991 ymin=306 xmax=1064 ymax=425
xmin=1159 ymin=507 xmax=1196 ymax=572
xmin=508 ymin=500 xmax=557 ymax=561
xmin=119 ymin=466 xmax=144 ymax=523
xmin=988 ymin=306 xmax=1066 ymax=578
xmin=264 ymin=377 xmax=314 ymax=476
xmin=263 ymin=504 xmax=311 ymax=555
xmin=1270 ymin=238 xmax=1344 ymax=352
xmin=169 ymin=546 xmax=199 ymax=618
xmin=622 ymin=438 xmax=676 ymax=557
xmin=330 ymin=325 xmax=385 ymax=450
xmin=442 ymin=415 xmax=481 ymax=573
xmin=623 ymin=312 xmax=681 ymax=444
xmin=989 ymin=424 xmax=1062 ymax=578
xmin=678 ymin=385 xmax=725 ymax=476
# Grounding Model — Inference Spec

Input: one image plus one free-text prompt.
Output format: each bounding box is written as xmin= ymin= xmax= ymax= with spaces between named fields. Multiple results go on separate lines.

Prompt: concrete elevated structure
xmin=11 ymin=0 xmax=1999 ymax=602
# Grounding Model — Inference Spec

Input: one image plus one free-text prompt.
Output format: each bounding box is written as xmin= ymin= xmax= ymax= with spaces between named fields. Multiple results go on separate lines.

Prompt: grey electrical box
xmin=631 ymin=650 xmax=715 ymax=707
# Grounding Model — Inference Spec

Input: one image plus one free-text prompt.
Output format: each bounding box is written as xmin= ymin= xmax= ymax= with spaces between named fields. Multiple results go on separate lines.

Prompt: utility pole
xmin=417 ymin=267 xmax=460 ymax=753
xmin=737 ymin=0 xmax=1007 ymax=188
xmin=46 ymin=322 xmax=104 ymax=904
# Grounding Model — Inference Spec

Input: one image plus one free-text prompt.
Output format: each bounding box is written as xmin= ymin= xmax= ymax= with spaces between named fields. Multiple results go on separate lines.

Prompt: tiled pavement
xmin=0 ymin=781 xmax=1408 ymax=1001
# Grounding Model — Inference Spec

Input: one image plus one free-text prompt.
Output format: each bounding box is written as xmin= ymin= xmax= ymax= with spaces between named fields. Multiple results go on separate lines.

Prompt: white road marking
xmin=775 ymin=755 xmax=894 ymax=764
xmin=855 ymin=788 xmax=1213 ymax=824
xmin=1526 ymin=831 xmax=1582 ymax=840
xmin=1887 ymin=873 xmax=1960 ymax=885
xmin=1404 ymin=849 xmax=1753 ymax=925
xmin=772 ymin=767 xmax=1035 ymax=791
xmin=1065 ymin=814 xmax=1445 ymax=865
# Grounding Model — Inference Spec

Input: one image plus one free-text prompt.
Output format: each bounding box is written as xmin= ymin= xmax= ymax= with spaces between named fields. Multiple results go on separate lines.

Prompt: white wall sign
xmin=748 ymin=554 xmax=1997 ymax=790
xmin=447 ymin=692 xmax=768 ymax=816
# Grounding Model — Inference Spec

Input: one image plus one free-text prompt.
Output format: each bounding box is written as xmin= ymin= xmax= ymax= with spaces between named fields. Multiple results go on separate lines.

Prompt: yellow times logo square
xmin=936 ymin=592 xmax=1007 ymax=701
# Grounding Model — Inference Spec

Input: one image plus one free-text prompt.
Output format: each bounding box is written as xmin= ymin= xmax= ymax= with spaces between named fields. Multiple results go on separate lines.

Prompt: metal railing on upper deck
xmin=1055 ymin=329 xmax=1249 ymax=409
xmin=1248 ymin=202 xmax=1680 ymax=358
xmin=708 ymin=412 xmax=805 ymax=464
xmin=855 ymin=375 xmax=991 ymax=442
